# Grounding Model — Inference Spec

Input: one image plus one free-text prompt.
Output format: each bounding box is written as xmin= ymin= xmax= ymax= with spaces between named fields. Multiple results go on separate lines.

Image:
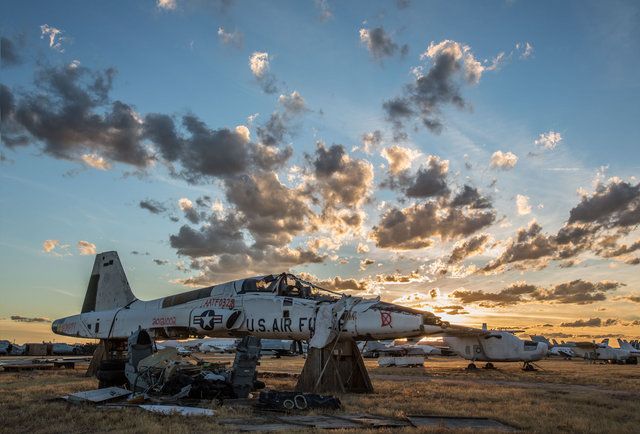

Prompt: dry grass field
xmin=1 ymin=357 xmax=639 ymax=433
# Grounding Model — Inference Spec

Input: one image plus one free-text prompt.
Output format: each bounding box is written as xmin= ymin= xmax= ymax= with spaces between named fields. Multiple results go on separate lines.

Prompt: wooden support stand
xmin=85 ymin=340 xmax=106 ymax=377
xmin=85 ymin=339 xmax=126 ymax=377
xmin=296 ymin=338 xmax=373 ymax=394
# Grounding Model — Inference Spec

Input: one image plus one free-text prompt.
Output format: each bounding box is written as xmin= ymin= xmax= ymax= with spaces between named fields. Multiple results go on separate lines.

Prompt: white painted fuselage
xmin=52 ymin=275 xmax=446 ymax=343
xmin=444 ymin=332 xmax=548 ymax=363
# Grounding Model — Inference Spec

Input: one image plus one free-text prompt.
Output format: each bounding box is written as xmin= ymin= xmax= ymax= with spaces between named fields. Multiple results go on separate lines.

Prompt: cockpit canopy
xmin=239 ymin=273 xmax=338 ymax=301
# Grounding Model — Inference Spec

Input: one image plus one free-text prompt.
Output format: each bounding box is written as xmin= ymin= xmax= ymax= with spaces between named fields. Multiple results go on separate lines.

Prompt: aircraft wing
xmin=571 ymin=341 xmax=598 ymax=349
xmin=438 ymin=325 xmax=491 ymax=337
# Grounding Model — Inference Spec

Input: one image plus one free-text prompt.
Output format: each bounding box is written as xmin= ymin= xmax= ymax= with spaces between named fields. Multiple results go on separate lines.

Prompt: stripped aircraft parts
xmin=120 ymin=329 xmax=263 ymax=400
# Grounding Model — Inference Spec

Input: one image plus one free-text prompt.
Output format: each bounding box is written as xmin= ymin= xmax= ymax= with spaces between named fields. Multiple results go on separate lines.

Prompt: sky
xmin=1 ymin=0 xmax=639 ymax=343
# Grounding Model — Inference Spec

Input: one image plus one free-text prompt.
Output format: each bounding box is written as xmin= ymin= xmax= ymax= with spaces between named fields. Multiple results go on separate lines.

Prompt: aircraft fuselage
xmin=52 ymin=275 xmax=446 ymax=343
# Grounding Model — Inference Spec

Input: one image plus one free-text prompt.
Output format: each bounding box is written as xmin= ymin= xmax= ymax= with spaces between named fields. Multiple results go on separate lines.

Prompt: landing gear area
xmin=466 ymin=362 xmax=478 ymax=370
xmin=522 ymin=362 xmax=538 ymax=371
xmin=483 ymin=362 xmax=496 ymax=370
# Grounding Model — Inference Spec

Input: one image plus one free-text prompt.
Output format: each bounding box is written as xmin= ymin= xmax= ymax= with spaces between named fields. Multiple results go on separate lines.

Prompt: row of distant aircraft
xmin=531 ymin=336 xmax=640 ymax=364
xmin=50 ymin=252 xmax=639 ymax=373
xmin=157 ymin=338 xmax=301 ymax=358
xmin=154 ymin=334 xmax=640 ymax=370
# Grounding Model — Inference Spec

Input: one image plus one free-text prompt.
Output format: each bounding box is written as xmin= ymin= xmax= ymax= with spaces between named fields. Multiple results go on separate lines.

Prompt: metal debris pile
xmin=116 ymin=330 xmax=263 ymax=402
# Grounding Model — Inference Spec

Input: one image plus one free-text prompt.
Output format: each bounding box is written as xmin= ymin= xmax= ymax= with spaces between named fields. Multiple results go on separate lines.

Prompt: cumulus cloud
xmin=170 ymin=213 xmax=248 ymax=257
xmin=560 ymin=318 xmax=619 ymax=327
xmin=139 ymin=199 xmax=167 ymax=215
xmin=356 ymin=242 xmax=370 ymax=254
xmin=2 ymin=65 xmax=152 ymax=167
xmin=450 ymin=185 xmax=492 ymax=209
xmin=490 ymin=151 xmax=518 ymax=170
xmin=77 ymin=240 xmax=96 ymax=256
xmin=302 ymin=273 xmax=370 ymax=293
xmin=535 ymin=131 xmax=562 ymax=150
xmin=371 ymin=199 xmax=495 ymax=250
xmin=403 ymin=156 xmax=450 ymax=198
xmin=42 ymin=239 xmax=60 ymax=253
xmin=254 ymin=91 xmax=307 ymax=153
xmin=374 ymin=155 xmax=494 ymax=250
xmin=249 ymin=51 xmax=278 ymax=93
xmin=359 ymin=26 xmax=408 ymax=60
xmin=359 ymin=130 xmax=383 ymax=154
xmin=359 ymin=258 xmax=375 ymax=270
xmin=169 ymin=143 xmax=374 ymax=283
xmin=308 ymin=142 xmax=374 ymax=236
xmin=169 ymin=167 xmax=323 ymax=283
xmin=481 ymin=179 xmax=640 ymax=273
xmin=144 ymin=114 xmax=255 ymax=182
xmin=40 ymin=24 xmax=66 ymax=52
xmin=393 ymin=292 xmax=433 ymax=306
xmin=451 ymin=279 xmax=623 ymax=307
xmin=568 ymin=179 xmax=640 ymax=228
xmin=383 ymin=40 xmax=496 ymax=134
xmin=432 ymin=305 xmax=469 ymax=315
xmin=375 ymin=270 xmax=430 ymax=285
xmin=448 ymin=233 xmax=490 ymax=264
xmin=249 ymin=52 xmax=269 ymax=77
xmin=178 ymin=198 xmax=201 ymax=224
xmin=224 ymin=171 xmax=314 ymax=247
xmin=516 ymin=194 xmax=532 ymax=215
xmin=11 ymin=315 xmax=51 ymax=323
xmin=156 ymin=0 xmax=176 ymax=10
xmin=374 ymin=159 xmax=494 ymax=251
xmin=81 ymin=153 xmax=112 ymax=170
xmin=380 ymin=145 xmax=420 ymax=175
xmin=278 ymin=91 xmax=307 ymax=116
xmin=217 ymin=27 xmax=243 ymax=48
xmin=481 ymin=221 xmax=557 ymax=273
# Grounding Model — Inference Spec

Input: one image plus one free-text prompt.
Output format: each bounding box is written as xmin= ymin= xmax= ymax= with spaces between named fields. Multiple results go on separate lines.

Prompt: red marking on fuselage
xmin=380 ymin=311 xmax=392 ymax=327
xmin=152 ymin=316 xmax=176 ymax=326
xmin=201 ymin=298 xmax=236 ymax=309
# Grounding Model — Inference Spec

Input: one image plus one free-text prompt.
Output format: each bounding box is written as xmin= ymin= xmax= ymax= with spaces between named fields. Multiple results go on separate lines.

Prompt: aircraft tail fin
xmin=618 ymin=339 xmax=634 ymax=350
xmin=530 ymin=335 xmax=550 ymax=346
xmin=81 ymin=251 xmax=136 ymax=313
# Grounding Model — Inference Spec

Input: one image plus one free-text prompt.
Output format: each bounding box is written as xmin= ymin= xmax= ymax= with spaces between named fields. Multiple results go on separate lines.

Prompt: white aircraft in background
xmin=568 ymin=339 xmax=633 ymax=363
xmin=198 ymin=338 xmax=238 ymax=354
xmin=530 ymin=336 xmax=575 ymax=359
xmin=444 ymin=325 xmax=548 ymax=370
xmin=157 ymin=338 xmax=238 ymax=354
xmin=260 ymin=339 xmax=304 ymax=357
xmin=548 ymin=344 xmax=576 ymax=359
xmin=359 ymin=340 xmax=395 ymax=358
xmin=618 ymin=339 xmax=640 ymax=363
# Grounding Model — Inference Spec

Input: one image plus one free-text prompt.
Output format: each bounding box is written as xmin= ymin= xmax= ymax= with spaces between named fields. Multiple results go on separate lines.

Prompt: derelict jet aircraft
xmin=568 ymin=339 xmax=635 ymax=364
xmin=443 ymin=325 xmax=548 ymax=370
xmin=52 ymin=251 xmax=452 ymax=350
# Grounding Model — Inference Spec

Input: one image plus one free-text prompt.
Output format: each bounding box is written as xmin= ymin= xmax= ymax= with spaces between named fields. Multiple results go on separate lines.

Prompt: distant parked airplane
xmin=444 ymin=325 xmax=548 ymax=370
